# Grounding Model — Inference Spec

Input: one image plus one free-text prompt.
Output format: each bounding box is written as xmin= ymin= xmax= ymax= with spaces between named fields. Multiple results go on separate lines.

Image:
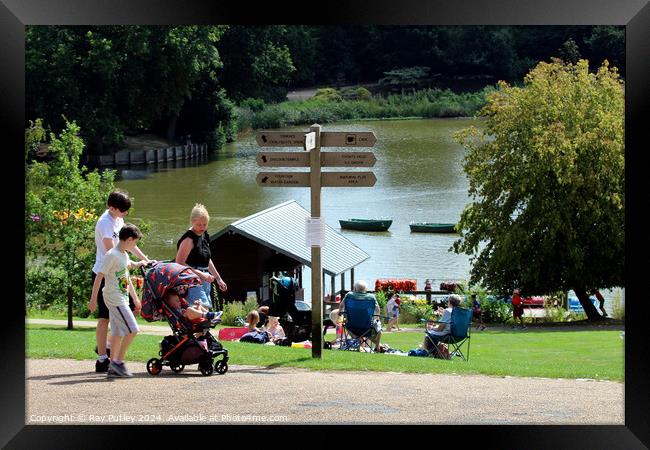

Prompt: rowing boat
xmin=409 ymin=222 xmax=457 ymax=233
xmin=339 ymin=218 xmax=393 ymax=232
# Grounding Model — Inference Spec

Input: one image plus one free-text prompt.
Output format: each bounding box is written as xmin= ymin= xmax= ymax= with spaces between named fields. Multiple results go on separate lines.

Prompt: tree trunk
xmin=166 ymin=113 xmax=178 ymax=141
xmin=67 ymin=285 xmax=74 ymax=330
xmin=574 ymin=287 xmax=604 ymax=321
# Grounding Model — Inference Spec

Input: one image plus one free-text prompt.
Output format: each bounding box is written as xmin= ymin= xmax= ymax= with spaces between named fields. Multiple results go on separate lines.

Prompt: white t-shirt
xmin=429 ymin=307 xmax=453 ymax=336
xmin=93 ymin=210 xmax=124 ymax=274
xmin=386 ymin=297 xmax=399 ymax=317
xmin=99 ymin=247 xmax=131 ymax=307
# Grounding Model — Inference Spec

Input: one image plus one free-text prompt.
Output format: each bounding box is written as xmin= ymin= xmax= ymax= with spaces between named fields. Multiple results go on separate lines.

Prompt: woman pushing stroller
xmin=175 ymin=203 xmax=228 ymax=309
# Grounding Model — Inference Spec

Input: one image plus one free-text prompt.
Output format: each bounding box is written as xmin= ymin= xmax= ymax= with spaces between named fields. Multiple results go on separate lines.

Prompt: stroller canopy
xmin=141 ymin=262 xmax=203 ymax=321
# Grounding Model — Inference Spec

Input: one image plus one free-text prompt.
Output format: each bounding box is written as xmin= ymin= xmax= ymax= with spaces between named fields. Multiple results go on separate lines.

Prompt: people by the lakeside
xmin=592 ymin=290 xmax=608 ymax=318
xmin=422 ymin=294 xmax=462 ymax=352
xmin=265 ymin=316 xmax=286 ymax=344
xmin=386 ymin=293 xmax=401 ymax=332
xmin=332 ymin=280 xmax=383 ymax=352
xmin=91 ymin=190 xmax=153 ymax=373
xmin=89 ymin=224 xmax=147 ymax=378
xmin=239 ymin=310 xmax=271 ymax=344
xmin=175 ymin=203 xmax=227 ymax=309
xmin=511 ymin=288 xmax=526 ymax=329
xmin=471 ymin=294 xmax=486 ymax=331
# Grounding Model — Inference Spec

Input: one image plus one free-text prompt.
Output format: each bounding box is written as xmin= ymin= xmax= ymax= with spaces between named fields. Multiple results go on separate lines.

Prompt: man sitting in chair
xmin=331 ymin=280 xmax=382 ymax=352
xmin=423 ymin=294 xmax=462 ymax=352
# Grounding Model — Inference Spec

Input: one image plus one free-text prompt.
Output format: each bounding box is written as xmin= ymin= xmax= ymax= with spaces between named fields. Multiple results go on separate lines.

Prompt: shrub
xmin=220 ymin=300 xmax=246 ymax=326
xmin=340 ymin=86 xmax=373 ymax=101
xmin=240 ymin=97 xmax=266 ymax=112
xmin=313 ymin=88 xmax=343 ymax=102
xmin=480 ymin=296 xmax=512 ymax=324
xmin=399 ymin=296 xmax=433 ymax=324
xmin=611 ymin=291 xmax=624 ymax=320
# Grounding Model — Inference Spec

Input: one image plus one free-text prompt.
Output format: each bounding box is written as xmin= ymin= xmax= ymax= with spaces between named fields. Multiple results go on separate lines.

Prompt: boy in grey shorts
xmin=89 ymin=224 xmax=147 ymax=377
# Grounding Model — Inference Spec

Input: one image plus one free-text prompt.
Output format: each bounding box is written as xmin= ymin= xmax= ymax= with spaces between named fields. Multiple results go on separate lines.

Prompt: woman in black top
xmin=176 ymin=203 xmax=227 ymax=309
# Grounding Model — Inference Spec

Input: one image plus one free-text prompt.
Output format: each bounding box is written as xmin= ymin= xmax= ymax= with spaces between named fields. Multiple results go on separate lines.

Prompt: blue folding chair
xmin=340 ymin=297 xmax=382 ymax=353
xmin=424 ymin=307 xmax=472 ymax=361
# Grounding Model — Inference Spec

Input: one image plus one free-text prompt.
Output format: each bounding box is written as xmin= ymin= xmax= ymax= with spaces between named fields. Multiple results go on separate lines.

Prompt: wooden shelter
xmin=209 ymin=200 xmax=369 ymax=303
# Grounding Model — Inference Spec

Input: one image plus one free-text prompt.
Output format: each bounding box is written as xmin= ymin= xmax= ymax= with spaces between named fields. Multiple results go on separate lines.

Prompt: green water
xmin=115 ymin=118 xmax=622 ymax=312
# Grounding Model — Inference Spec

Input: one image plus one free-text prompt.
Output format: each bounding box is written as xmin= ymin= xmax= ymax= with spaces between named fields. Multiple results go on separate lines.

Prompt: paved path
xmin=26 ymin=358 xmax=623 ymax=425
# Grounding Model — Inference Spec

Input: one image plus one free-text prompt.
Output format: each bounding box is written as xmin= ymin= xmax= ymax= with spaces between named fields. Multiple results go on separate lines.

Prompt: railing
xmin=93 ymin=143 xmax=209 ymax=167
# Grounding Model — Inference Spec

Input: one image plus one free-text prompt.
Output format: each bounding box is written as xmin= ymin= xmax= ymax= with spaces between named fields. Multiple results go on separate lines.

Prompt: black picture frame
xmin=5 ymin=0 xmax=648 ymax=447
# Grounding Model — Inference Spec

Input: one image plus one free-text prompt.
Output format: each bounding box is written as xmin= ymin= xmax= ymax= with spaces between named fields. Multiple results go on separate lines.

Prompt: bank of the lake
xmin=236 ymin=87 xmax=490 ymax=131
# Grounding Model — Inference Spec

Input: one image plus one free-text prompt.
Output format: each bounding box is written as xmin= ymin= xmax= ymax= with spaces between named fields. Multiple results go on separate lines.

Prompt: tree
xmin=452 ymin=59 xmax=624 ymax=320
xmin=216 ymin=26 xmax=296 ymax=103
xmin=559 ymin=38 xmax=581 ymax=64
xmin=26 ymin=26 xmax=228 ymax=153
xmin=26 ymin=120 xmax=115 ymax=329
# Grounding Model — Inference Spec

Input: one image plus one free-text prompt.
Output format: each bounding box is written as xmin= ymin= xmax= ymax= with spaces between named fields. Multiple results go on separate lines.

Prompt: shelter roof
xmin=211 ymin=200 xmax=369 ymax=276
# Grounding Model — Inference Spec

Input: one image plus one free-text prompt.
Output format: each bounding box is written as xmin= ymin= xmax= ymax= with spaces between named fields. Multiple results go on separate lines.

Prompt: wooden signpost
xmin=255 ymin=125 xmax=377 ymax=358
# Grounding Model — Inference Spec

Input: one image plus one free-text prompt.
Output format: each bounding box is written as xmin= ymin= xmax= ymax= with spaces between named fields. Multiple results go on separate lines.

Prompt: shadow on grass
xmin=27 ymin=326 xmax=96 ymax=333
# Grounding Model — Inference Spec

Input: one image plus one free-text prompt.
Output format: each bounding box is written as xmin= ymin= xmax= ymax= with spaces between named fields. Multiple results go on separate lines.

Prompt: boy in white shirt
xmin=89 ymin=224 xmax=147 ymax=378
xmin=92 ymin=190 xmax=152 ymax=372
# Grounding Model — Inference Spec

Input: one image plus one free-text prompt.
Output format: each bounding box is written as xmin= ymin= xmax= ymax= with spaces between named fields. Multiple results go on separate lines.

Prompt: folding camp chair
xmin=424 ymin=307 xmax=472 ymax=361
xmin=339 ymin=297 xmax=384 ymax=353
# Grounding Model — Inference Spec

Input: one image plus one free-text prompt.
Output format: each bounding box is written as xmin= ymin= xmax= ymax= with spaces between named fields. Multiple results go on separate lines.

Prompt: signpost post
xmin=255 ymin=125 xmax=376 ymax=359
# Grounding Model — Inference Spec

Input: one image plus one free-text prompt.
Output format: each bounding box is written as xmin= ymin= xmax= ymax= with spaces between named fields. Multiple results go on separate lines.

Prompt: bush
xmin=340 ymin=86 xmax=373 ymax=101
xmin=480 ymin=296 xmax=512 ymax=324
xmin=398 ymin=296 xmax=433 ymax=324
xmin=611 ymin=291 xmax=624 ymax=320
xmin=25 ymin=264 xmax=67 ymax=311
xmin=240 ymin=97 xmax=266 ymax=112
xmin=220 ymin=301 xmax=246 ymax=326
xmin=313 ymin=88 xmax=343 ymax=102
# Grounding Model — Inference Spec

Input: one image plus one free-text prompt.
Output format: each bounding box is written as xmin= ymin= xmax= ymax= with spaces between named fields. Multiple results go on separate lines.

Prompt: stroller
xmin=140 ymin=262 xmax=229 ymax=376
xmin=268 ymin=276 xmax=311 ymax=345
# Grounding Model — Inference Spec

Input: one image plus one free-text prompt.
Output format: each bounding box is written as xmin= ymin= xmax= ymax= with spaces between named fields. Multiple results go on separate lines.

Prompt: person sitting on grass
xmin=265 ymin=315 xmax=286 ymax=343
xmin=239 ymin=310 xmax=271 ymax=344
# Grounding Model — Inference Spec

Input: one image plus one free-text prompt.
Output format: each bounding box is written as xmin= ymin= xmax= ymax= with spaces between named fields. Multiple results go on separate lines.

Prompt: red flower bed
xmin=375 ymin=279 xmax=417 ymax=292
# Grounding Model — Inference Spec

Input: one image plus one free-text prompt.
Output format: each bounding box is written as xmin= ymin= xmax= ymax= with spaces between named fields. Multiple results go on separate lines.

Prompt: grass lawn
xmin=26 ymin=324 xmax=624 ymax=381
xmin=26 ymin=310 xmax=167 ymax=327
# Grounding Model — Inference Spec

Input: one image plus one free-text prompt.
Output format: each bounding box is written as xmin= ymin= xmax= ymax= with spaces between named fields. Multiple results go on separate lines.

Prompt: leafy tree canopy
xmin=26 ymin=25 xmax=227 ymax=152
xmin=453 ymin=59 xmax=624 ymax=320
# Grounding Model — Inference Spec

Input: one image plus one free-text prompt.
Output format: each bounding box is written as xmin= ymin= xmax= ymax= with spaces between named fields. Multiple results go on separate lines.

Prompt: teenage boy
xmin=92 ymin=190 xmax=152 ymax=372
xmin=89 ymin=224 xmax=146 ymax=378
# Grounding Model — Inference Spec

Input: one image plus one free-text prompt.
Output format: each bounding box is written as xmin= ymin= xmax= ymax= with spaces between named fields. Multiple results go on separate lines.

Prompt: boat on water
xmin=339 ymin=218 xmax=393 ymax=232
xmin=409 ymin=222 xmax=457 ymax=233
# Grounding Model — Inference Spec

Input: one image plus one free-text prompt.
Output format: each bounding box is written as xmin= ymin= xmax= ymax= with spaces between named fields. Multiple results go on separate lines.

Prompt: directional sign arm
xmin=321 ymin=172 xmax=377 ymax=187
xmin=320 ymin=131 xmax=377 ymax=147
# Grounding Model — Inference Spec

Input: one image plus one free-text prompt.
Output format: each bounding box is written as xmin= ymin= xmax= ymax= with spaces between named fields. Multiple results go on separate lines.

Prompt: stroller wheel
xmin=170 ymin=364 xmax=185 ymax=373
xmin=199 ymin=361 xmax=214 ymax=376
xmin=214 ymin=360 xmax=228 ymax=375
xmin=146 ymin=358 xmax=163 ymax=376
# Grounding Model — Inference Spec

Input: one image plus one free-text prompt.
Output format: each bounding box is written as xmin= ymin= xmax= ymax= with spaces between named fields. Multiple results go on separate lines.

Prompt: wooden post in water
xmin=309 ymin=124 xmax=323 ymax=358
